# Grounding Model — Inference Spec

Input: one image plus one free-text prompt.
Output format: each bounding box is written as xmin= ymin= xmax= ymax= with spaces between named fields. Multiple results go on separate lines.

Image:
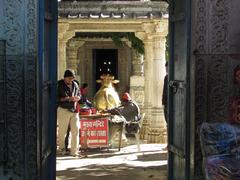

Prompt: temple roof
xmin=58 ymin=1 xmax=168 ymax=19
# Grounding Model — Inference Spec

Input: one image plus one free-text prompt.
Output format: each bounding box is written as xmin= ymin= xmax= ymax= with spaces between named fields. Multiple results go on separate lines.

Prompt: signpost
xmin=80 ymin=118 xmax=109 ymax=148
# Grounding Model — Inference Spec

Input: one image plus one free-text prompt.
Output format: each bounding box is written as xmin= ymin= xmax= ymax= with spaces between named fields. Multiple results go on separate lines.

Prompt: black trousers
xmin=164 ymin=106 xmax=168 ymax=123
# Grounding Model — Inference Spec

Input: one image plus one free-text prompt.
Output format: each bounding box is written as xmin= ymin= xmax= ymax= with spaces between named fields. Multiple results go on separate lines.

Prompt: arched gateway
xmin=58 ymin=0 xmax=169 ymax=143
xmin=1 ymin=0 xmax=240 ymax=179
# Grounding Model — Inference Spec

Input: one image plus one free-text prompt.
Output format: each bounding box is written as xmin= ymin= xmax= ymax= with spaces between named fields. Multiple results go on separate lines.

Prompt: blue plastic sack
xmin=199 ymin=123 xmax=240 ymax=157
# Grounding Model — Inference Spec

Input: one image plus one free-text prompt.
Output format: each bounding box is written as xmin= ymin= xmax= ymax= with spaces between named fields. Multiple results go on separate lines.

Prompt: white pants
xmin=57 ymin=107 xmax=80 ymax=154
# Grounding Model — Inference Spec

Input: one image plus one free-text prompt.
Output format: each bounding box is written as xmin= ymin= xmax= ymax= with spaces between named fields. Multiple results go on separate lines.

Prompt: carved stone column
xmin=58 ymin=39 xmax=68 ymax=79
xmin=132 ymin=50 xmax=144 ymax=76
xmin=148 ymin=35 xmax=167 ymax=143
xmin=58 ymin=23 xmax=75 ymax=79
xmin=135 ymin=31 xmax=154 ymax=140
xmin=143 ymin=37 xmax=154 ymax=141
xmin=135 ymin=20 xmax=168 ymax=142
xmin=78 ymin=45 xmax=86 ymax=85
xmin=146 ymin=20 xmax=168 ymax=143
xmin=130 ymin=50 xmax=145 ymax=109
xmin=66 ymin=39 xmax=85 ymax=83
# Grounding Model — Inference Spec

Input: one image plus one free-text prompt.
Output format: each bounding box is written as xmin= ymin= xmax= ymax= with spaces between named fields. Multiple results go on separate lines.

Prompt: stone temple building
xmin=1 ymin=0 xmax=240 ymax=179
xmin=58 ymin=0 xmax=169 ymax=143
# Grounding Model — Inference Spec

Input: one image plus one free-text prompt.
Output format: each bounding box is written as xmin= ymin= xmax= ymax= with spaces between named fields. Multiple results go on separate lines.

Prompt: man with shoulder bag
xmin=57 ymin=69 xmax=81 ymax=157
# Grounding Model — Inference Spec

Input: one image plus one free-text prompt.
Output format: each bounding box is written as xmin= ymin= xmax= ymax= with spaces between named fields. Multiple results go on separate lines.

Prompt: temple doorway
xmin=57 ymin=1 xmax=169 ymax=179
xmin=93 ymin=49 xmax=118 ymax=93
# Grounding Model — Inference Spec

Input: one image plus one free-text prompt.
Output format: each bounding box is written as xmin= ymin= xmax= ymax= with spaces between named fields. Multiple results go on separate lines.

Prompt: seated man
xmin=108 ymin=92 xmax=141 ymax=134
xmin=79 ymin=83 xmax=92 ymax=108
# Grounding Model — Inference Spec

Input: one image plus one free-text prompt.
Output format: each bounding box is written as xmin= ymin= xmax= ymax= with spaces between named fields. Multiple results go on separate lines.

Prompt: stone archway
xmin=58 ymin=1 xmax=168 ymax=143
xmin=65 ymin=38 xmax=132 ymax=99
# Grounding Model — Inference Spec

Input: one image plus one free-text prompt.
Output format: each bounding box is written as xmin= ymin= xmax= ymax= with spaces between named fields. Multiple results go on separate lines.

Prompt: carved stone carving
xmin=142 ymin=23 xmax=155 ymax=34
xmin=24 ymin=56 xmax=37 ymax=180
xmin=135 ymin=31 xmax=147 ymax=41
xmin=6 ymin=57 xmax=24 ymax=178
xmin=154 ymin=21 xmax=168 ymax=35
xmin=207 ymin=0 xmax=229 ymax=121
xmin=148 ymin=127 xmax=167 ymax=143
xmin=3 ymin=0 xmax=24 ymax=178
xmin=194 ymin=0 xmax=207 ymax=179
xmin=210 ymin=0 xmax=229 ymax=53
xmin=0 ymin=41 xmax=7 ymax=164
xmin=66 ymin=39 xmax=85 ymax=73
xmin=58 ymin=23 xmax=70 ymax=36
xmin=194 ymin=0 xmax=230 ymax=179
xmin=207 ymin=56 xmax=228 ymax=121
xmin=4 ymin=0 xmax=23 ymax=55
xmin=0 ymin=1 xmax=4 ymax=37
xmin=130 ymin=87 xmax=145 ymax=108
xmin=26 ymin=0 xmax=37 ymax=55
xmin=195 ymin=57 xmax=207 ymax=180
xmin=3 ymin=0 xmax=38 ymax=179
xmin=132 ymin=50 xmax=144 ymax=76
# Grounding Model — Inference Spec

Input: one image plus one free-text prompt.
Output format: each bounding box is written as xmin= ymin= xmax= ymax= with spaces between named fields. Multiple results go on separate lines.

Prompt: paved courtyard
xmin=56 ymin=143 xmax=168 ymax=180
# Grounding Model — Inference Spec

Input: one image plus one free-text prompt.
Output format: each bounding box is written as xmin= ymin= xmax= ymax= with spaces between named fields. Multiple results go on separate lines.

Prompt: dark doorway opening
xmin=93 ymin=49 xmax=118 ymax=93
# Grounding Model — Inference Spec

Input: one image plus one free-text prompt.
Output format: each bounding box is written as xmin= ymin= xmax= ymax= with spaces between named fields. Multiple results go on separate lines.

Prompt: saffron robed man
xmin=57 ymin=69 xmax=81 ymax=156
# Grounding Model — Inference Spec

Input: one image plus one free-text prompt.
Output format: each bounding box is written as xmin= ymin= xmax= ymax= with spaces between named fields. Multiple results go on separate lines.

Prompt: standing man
xmin=162 ymin=62 xmax=168 ymax=151
xmin=162 ymin=61 xmax=168 ymax=123
xmin=57 ymin=69 xmax=81 ymax=156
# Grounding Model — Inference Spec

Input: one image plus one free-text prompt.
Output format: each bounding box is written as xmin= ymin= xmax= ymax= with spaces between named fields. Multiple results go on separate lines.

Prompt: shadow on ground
xmin=56 ymin=144 xmax=168 ymax=180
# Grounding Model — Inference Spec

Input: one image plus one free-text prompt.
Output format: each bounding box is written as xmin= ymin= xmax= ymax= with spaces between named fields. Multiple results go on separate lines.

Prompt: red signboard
xmin=80 ymin=118 xmax=109 ymax=148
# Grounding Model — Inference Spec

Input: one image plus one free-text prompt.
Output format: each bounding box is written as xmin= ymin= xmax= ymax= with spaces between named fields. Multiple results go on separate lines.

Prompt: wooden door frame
xmin=38 ymin=0 xmax=58 ymax=179
xmin=168 ymin=0 xmax=194 ymax=179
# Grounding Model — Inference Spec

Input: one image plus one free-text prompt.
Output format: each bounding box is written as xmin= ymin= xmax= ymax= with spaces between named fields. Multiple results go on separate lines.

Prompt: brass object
xmin=93 ymin=74 xmax=121 ymax=110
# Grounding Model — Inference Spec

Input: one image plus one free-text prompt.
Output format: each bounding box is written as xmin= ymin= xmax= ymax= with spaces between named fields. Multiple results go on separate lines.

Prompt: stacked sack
xmin=199 ymin=122 xmax=240 ymax=179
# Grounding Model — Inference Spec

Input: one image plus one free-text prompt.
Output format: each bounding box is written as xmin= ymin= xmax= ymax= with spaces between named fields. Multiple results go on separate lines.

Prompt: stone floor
xmin=56 ymin=143 xmax=168 ymax=180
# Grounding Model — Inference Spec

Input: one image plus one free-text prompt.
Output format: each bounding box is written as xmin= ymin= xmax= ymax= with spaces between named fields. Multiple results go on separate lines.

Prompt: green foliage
xmin=75 ymin=32 xmax=145 ymax=55
xmin=126 ymin=33 xmax=145 ymax=55
xmin=110 ymin=33 xmax=124 ymax=47
xmin=109 ymin=32 xmax=144 ymax=55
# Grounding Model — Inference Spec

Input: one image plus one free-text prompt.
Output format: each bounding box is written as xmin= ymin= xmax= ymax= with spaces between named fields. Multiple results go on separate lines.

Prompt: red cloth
xmin=80 ymin=88 xmax=87 ymax=95
xmin=75 ymin=102 xmax=80 ymax=113
xmin=229 ymin=97 xmax=240 ymax=123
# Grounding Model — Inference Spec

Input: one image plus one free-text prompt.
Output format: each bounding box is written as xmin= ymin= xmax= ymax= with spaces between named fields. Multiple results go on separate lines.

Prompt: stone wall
xmin=193 ymin=0 xmax=240 ymax=179
xmin=0 ymin=0 xmax=38 ymax=179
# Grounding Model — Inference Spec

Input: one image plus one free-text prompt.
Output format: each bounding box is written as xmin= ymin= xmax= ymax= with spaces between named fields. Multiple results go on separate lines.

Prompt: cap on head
xmin=64 ymin=69 xmax=75 ymax=78
xmin=122 ymin=92 xmax=131 ymax=101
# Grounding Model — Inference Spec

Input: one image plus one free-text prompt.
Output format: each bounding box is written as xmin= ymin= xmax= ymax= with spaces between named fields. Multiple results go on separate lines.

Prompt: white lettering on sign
xmin=87 ymin=139 xmax=107 ymax=143
xmin=81 ymin=130 xmax=107 ymax=137
xmin=93 ymin=120 xmax=105 ymax=128
xmin=83 ymin=121 xmax=93 ymax=128
xmin=82 ymin=120 xmax=105 ymax=128
xmin=97 ymin=130 xmax=106 ymax=136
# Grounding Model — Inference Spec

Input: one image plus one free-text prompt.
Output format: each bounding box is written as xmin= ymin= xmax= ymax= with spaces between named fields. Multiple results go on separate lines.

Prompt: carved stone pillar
xmin=58 ymin=23 xmax=75 ymax=79
xmin=132 ymin=50 xmax=144 ymax=76
xmin=78 ymin=45 xmax=86 ymax=84
xmin=130 ymin=50 xmax=145 ymax=109
xmin=139 ymin=35 xmax=154 ymax=140
xmin=118 ymin=47 xmax=128 ymax=94
xmin=135 ymin=20 xmax=168 ymax=142
xmin=58 ymin=39 xmax=68 ymax=79
xmin=148 ymin=36 xmax=167 ymax=143
xmin=66 ymin=39 xmax=85 ymax=83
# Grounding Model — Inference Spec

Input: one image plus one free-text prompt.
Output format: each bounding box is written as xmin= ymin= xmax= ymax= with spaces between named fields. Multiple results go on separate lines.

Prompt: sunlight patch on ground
xmin=57 ymin=144 xmax=168 ymax=171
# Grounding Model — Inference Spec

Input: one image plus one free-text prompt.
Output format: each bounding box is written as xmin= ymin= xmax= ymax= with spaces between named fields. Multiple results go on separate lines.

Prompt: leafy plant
xmin=75 ymin=32 xmax=145 ymax=55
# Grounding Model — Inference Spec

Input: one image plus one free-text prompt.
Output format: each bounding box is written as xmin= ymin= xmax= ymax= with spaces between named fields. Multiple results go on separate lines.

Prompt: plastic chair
xmin=112 ymin=112 xmax=145 ymax=152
